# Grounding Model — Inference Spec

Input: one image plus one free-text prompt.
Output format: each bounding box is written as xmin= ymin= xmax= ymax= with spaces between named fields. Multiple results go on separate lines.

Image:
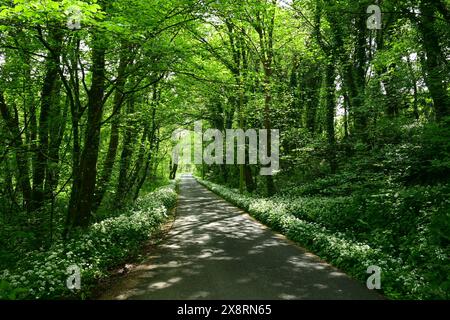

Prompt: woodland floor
xmin=99 ymin=174 xmax=382 ymax=300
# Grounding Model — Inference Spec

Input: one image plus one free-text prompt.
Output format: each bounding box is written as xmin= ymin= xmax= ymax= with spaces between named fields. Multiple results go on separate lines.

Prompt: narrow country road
xmin=100 ymin=174 xmax=382 ymax=300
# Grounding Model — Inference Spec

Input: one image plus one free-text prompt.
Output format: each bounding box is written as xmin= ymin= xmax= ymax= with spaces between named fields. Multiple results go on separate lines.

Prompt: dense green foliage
xmin=0 ymin=184 xmax=177 ymax=300
xmin=185 ymin=0 xmax=450 ymax=300
xmin=0 ymin=0 xmax=449 ymax=300
xmin=198 ymin=179 xmax=449 ymax=299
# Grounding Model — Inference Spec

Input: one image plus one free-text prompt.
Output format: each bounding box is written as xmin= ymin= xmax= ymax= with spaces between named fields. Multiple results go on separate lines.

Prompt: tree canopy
xmin=0 ymin=0 xmax=449 ymax=300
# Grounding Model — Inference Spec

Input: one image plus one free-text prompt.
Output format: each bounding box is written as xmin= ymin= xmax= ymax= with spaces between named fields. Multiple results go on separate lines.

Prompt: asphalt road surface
xmin=100 ymin=174 xmax=382 ymax=300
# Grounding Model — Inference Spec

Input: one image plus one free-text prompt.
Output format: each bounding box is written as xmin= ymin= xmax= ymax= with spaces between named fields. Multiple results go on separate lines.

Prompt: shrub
xmin=0 ymin=184 xmax=177 ymax=300
xmin=197 ymin=178 xmax=449 ymax=300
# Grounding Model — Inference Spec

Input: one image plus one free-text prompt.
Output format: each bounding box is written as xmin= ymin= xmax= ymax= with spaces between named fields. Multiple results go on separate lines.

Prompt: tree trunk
xmin=418 ymin=1 xmax=449 ymax=121
xmin=263 ymin=65 xmax=275 ymax=196
xmin=406 ymin=56 xmax=420 ymax=120
xmin=45 ymin=79 xmax=67 ymax=197
xmin=133 ymin=106 xmax=158 ymax=201
xmin=244 ymin=164 xmax=255 ymax=192
xmin=325 ymin=62 xmax=337 ymax=173
xmin=115 ymin=93 xmax=137 ymax=206
xmin=0 ymin=93 xmax=32 ymax=212
xmin=127 ymin=123 xmax=150 ymax=196
xmin=32 ymin=29 xmax=63 ymax=210
xmin=93 ymin=46 xmax=130 ymax=210
xmin=66 ymin=36 xmax=106 ymax=230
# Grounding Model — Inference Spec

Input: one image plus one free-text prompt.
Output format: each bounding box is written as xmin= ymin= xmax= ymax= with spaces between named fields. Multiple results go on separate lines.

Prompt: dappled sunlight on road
xmin=100 ymin=175 xmax=382 ymax=300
